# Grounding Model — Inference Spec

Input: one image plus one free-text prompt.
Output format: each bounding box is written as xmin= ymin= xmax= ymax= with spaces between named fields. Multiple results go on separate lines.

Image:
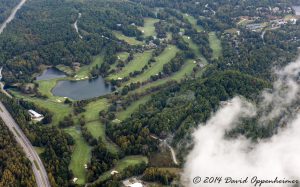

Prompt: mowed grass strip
xmin=84 ymin=98 xmax=119 ymax=153
xmin=138 ymin=18 xmax=159 ymax=37
xmin=113 ymin=31 xmax=143 ymax=45
xmin=108 ymin=50 xmax=153 ymax=80
xmin=127 ymin=45 xmax=179 ymax=84
xmin=75 ymin=55 xmax=104 ymax=79
xmin=133 ymin=59 xmax=197 ymax=93
xmin=56 ymin=55 xmax=105 ymax=79
xmin=95 ymin=156 xmax=149 ymax=183
xmin=208 ymin=32 xmax=222 ymax=60
xmin=83 ymin=98 xmax=108 ymax=122
xmin=109 ymin=52 xmax=130 ymax=71
xmin=65 ymin=127 xmax=91 ymax=185
xmin=116 ymin=95 xmax=152 ymax=121
xmin=183 ymin=36 xmax=208 ymax=64
xmin=184 ymin=14 xmax=203 ymax=32
xmin=85 ymin=121 xmax=119 ymax=154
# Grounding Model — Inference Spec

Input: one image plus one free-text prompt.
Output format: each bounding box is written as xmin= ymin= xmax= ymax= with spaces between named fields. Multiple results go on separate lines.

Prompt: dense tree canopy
xmin=0 ymin=120 xmax=36 ymax=187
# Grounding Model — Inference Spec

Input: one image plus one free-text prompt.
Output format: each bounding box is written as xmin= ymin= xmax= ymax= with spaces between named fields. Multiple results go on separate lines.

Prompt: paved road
xmin=0 ymin=0 xmax=27 ymax=34
xmin=0 ymin=102 xmax=51 ymax=187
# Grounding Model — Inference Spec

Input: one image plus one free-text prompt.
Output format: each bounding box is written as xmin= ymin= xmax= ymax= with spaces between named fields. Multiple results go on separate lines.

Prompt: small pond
xmin=52 ymin=77 xmax=112 ymax=100
xmin=36 ymin=68 xmax=66 ymax=81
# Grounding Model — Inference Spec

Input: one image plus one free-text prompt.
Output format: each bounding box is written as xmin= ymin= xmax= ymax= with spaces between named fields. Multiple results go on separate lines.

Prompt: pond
xmin=52 ymin=77 xmax=112 ymax=100
xmin=293 ymin=6 xmax=300 ymax=15
xmin=36 ymin=68 xmax=66 ymax=81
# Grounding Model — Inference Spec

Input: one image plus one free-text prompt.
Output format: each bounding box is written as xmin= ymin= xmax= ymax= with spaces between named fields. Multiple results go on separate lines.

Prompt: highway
xmin=0 ymin=101 xmax=51 ymax=187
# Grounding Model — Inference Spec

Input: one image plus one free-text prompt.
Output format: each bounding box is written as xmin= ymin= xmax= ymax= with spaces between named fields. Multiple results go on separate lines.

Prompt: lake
xmin=52 ymin=77 xmax=112 ymax=100
xmin=293 ymin=6 xmax=300 ymax=15
xmin=36 ymin=68 xmax=66 ymax=81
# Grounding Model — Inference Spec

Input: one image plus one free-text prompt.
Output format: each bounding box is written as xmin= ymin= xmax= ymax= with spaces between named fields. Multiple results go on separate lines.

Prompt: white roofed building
xmin=28 ymin=110 xmax=44 ymax=121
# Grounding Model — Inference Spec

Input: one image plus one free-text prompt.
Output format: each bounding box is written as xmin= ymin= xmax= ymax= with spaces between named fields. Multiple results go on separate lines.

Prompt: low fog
xmin=182 ymin=57 xmax=300 ymax=187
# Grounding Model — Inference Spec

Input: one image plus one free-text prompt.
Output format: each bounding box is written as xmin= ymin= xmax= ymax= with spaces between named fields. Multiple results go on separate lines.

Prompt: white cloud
xmin=182 ymin=58 xmax=300 ymax=187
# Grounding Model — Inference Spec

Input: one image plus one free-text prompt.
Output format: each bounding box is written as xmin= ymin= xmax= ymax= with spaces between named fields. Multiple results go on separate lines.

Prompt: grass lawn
xmin=208 ymin=32 xmax=222 ymax=60
xmin=113 ymin=31 xmax=143 ymax=45
xmin=184 ymin=14 xmax=203 ymax=32
xmin=108 ymin=50 xmax=153 ymax=80
xmin=65 ymin=126 xmax=91 ymax=185
xmin=85 ymin=121 xmax=119 ymax=154
xmin=34 ymin=146 xmax=45 ymax=155
xmin=127 ymin=45 xmax=179 ymax=84
xmin=83 ymin=98 xmax=108 ymax=122
xmin=138 ymin=18 xmax=159 ymax=37
xmin=95 ymin=156 xmax=148 ymax=183
xmin=116 ymin=95 xmax=151 ymax=121
xmin=10 ymin=90 xmax=72 ymax=126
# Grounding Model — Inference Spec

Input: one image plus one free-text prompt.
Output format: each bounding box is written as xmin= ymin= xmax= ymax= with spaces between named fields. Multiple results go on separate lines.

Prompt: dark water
xmin=52 ymin=77 xmax=112 ymax=100
xmin=36 ymin=68 xmax=66 ymax=81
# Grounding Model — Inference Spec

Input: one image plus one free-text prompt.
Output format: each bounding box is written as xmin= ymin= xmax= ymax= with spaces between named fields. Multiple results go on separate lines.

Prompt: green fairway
xmin=113 ymin=31 xmax=143 ymax=45
xmin=65 ymin=127 xmax=91 ymax=185
xmin=183 ymin=36 xmax=208 ymax=65
xmin=57 ymin=55 xmax=105 ymax=80
xmin=208 ymin=32 xmax=222 ymax=59
xmin=117 ymin=52 xmax=130 ymax=62
xmin=184 ymin=14 xmax=203 ymax=32
xmin=86 ymin=121 xmax=119 ymax=153
xmin=109 ymin=52 xmax=130 ymax=71
xmin=11 ymin=90 xmax=72 ymax=126
xmin=83 ymin=98 xmax=109 ymax=122
xmin=37 ymin=79 xmax=57 ymax=98
xmin=127 ymin=45 xmax=179 ymax=84
xmin=75 ymin=55 xmax=104 ymax=80
xmin=169 ymin=59 xmax=197 ymax=80
xmin=115 ymin=156 xmax=148 ymax=170
xmin=108 ymin=50 xmax=153 ymax=80
xmin=83 ymin=98 xmax=119 ymax=153
xmin=116 ymin=95 xmax=151 ymax=121
xmin=95 ymin=156 xmax=148 ymax=183
xmin=37 ymin=79 xmax=68 ymax=102
xmin=138 ymin=18 xmax=159 ymax=37
xmin=133 ymin=59 xmax=197 ymax=93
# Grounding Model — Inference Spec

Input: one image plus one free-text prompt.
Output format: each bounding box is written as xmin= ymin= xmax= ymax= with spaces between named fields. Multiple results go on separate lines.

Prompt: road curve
xmin=0 ymin=102 xmax=51 ymax=187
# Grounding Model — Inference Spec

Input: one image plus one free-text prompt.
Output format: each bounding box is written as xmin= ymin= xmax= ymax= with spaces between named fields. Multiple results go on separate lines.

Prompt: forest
xmin=0 ymin=94 xmax=74 ymax=187
xmin=0 ymin=0 xmax=19 ymax=23
xmin=0 ymin=120 xmax=36 ymax=187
